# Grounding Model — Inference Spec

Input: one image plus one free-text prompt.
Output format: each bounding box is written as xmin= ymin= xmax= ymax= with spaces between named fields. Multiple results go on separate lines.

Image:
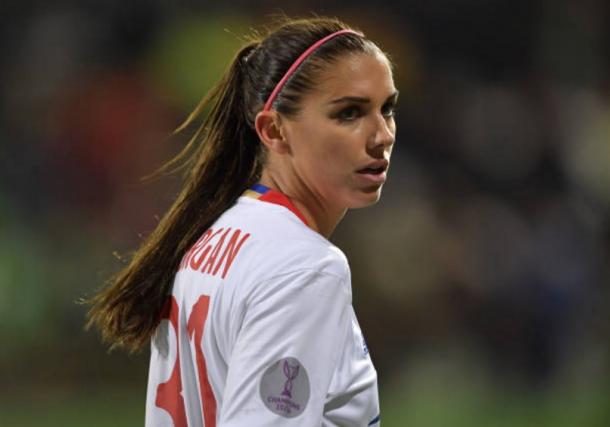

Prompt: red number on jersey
xmin=155 ymin=295 xmax=217 ymax=427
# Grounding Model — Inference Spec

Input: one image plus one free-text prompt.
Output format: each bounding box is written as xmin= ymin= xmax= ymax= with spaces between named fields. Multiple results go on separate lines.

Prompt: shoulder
xmin=239 ymin=239 xmax=352 ymax=314
xmin=261 ymin=241 xmax=349 ymax=282
xmin=243 ymin=250 xmax=352 ymax=315
xmin=248 ymin=225 xmax=350 ymax=285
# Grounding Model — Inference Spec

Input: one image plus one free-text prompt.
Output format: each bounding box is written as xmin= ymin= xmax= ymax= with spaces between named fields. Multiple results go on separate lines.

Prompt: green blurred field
xmin=2 ymin=379 xmax=607 ymax=427
xmin=0 ymin=387 xmax=143 ymax=427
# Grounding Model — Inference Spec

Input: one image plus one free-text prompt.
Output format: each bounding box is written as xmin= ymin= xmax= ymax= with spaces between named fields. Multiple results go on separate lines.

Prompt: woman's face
xmin=282 ymin=51 xmax=398 ymax=209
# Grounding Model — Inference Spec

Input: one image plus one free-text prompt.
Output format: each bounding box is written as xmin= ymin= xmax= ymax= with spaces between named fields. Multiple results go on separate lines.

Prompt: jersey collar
xmin=243 ymin=184 xmax=309 ymax=226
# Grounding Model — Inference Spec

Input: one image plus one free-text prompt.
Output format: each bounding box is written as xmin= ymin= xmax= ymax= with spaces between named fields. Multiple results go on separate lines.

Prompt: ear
xmin=254 ymin=110 xmax=291 ymax=154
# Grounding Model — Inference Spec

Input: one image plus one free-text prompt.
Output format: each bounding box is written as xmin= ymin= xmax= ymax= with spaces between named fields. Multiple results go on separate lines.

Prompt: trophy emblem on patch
xmin=281 ymin=360 xmax=300 ymax=398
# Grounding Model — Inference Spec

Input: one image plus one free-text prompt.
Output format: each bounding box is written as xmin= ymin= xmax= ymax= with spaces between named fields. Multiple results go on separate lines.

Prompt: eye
xmin=382 ymin=102 xmax=397 ymax=118
xmin=336 ymin=106 xmax=362 ymax=122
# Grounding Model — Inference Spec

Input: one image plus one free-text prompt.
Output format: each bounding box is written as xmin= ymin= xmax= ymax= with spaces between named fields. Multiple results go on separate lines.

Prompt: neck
xmin=258 ymin=171 xmax=346 ymax=238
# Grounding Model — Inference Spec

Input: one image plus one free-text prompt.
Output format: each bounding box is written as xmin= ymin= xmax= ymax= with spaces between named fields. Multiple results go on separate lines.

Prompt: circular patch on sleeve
xmin=259 ymin=357 xmax=310 ymax=418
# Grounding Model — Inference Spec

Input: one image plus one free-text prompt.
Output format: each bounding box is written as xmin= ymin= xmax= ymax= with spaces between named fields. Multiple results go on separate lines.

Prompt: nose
xmin=368 ymin=113 xmax=395 ymax=151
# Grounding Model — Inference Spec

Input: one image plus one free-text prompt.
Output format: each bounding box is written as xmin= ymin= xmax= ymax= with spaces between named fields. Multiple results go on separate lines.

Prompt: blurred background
xmin=1 ymin=0 xmax=609 ymax=425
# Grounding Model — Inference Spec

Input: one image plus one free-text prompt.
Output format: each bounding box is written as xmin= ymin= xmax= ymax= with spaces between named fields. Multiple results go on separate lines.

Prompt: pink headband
xmin=263 ymin=29 xmax=363 ymax=112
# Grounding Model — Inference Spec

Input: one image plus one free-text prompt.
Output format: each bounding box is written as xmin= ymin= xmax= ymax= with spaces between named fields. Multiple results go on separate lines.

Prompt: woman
xmin=87 ymin=16 xmax=397 ymax=426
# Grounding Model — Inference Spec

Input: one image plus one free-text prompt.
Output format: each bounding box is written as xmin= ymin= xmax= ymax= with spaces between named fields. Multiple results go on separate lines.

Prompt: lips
xmin=356 ymin=159 xmax=389 ymax=185
xmin=357 ymin=159 xmax=389 ymax=175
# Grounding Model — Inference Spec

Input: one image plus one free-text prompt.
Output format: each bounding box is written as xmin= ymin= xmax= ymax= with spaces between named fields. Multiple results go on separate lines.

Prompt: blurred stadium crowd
xmin=1 ymin=0 xmax=608 ymax=425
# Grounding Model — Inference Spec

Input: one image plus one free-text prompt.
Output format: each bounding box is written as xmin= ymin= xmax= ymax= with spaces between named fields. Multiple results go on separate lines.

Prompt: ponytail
xmin=86 ymin=42 xmax=262 ymax=352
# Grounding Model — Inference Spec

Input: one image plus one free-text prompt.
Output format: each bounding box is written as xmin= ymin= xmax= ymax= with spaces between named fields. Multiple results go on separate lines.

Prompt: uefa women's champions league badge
xmin=260 ymin=357 xmax=310 ymax=418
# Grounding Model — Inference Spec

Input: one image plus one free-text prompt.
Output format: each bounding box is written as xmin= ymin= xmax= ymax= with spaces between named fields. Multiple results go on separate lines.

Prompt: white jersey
xmin=145 ymin=184 xmax=380 ymax=427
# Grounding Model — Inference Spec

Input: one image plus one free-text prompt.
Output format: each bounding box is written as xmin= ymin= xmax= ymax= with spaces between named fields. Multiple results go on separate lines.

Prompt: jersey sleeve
xmin=217 ymin=266 xmax=352 ymax=426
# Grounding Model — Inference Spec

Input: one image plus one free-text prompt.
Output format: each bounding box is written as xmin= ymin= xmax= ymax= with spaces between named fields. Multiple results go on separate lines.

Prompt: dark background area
xmin=1 ymin=1 xmax=609 ymax=425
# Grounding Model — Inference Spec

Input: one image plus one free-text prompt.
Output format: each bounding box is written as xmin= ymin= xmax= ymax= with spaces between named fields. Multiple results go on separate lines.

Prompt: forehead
xmin=313 ymin=52 xmax=395 ymax=101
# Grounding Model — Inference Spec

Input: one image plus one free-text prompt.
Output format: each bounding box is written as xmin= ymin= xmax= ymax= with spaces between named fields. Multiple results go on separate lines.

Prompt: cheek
xmin=295 ymin=124 xmax=353 ymax=166
xmin=313 ymin=130 xmax=359 ymax=181
xmin=290 ymin=119 xmax=365 ymax=196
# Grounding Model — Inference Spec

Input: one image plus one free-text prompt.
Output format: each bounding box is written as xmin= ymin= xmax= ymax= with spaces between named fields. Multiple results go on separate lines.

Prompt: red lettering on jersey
xmin=214 ymin=229 xmax=251 ymax=279
xmin=201 ymin=228 xmax=232 ymax=275
xmin=179 ymin=227 xmax=251 ymax=279
xmin=155 ymin=297 xmax=188 ymax=427
xmin=187 ymin=295 xmax=217 ymax=427
xmin=190 ymin=228 xmax=224 ymax=270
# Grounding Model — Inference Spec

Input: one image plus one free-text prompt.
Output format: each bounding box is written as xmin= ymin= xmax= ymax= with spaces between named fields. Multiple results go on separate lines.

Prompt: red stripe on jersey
xmin=258 ymin=190 xmax=308 ymax=226
xmin=247 ymin=185 xmax=309 ymax=226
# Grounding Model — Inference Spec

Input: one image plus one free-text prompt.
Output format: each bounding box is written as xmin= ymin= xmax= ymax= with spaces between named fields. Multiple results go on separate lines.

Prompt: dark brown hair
xmin=86 ymin=16 xmax=384 ymax=352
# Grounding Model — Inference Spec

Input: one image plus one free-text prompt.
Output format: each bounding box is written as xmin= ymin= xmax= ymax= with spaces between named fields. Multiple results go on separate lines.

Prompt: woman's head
xmin=239 ymin=19 xmax=397 ymax=215
xmin=250 ymin=22 xmax=397 ymax=211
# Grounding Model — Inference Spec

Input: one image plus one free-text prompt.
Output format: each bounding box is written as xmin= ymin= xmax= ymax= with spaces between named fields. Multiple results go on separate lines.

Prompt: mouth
xmin=356 ymin=159 xmax=389 ymax=184
xmin=358 ymin=166 xmax=386 ymax=174
xmin=356 ymin=160 xmax=389 ymax=175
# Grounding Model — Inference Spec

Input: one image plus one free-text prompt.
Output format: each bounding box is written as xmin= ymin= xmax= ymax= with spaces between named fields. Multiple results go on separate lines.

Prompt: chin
xmin=347 ymin=186 xmax=383 ymax=209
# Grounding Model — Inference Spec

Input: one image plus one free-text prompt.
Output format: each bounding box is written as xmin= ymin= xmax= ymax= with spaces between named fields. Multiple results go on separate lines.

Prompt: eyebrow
xmin=327 ymin=90 xmax=399 ymax=105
